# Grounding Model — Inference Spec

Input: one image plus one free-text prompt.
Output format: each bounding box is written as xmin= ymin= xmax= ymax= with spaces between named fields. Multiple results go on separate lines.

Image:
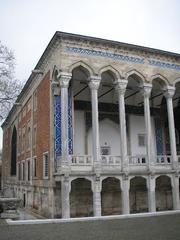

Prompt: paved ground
xmin=1 ymin=213 xmax=180 ymax=240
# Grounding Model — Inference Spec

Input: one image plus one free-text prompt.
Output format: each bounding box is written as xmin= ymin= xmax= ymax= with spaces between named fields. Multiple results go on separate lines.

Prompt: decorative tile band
xmin=66 ymin=47 xmax=144 ymax=64
xmin=148 ymin=59 xmax=180 ymax=71
xmin=66 ymin=46 xmax=180 ymax=71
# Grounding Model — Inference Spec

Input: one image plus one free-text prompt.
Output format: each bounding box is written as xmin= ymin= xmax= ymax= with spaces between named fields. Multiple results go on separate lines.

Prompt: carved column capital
xmin=115 ymin=79 xmax=128 ymax=95
xmin=164 ymin=86 xmax=175 ymax=99
xmin=141 ymin=83 xmax=152 ymax=98
xmin=88 ymin=76 xmax=101 ymax=90
xmin=58 ymin=72 xmax=72 ymax=88
xmin=51 ymin=81 xmax=60 ymax=95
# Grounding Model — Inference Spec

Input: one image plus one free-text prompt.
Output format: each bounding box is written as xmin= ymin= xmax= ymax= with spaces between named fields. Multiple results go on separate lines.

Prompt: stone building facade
xmin=2 ymin=32 xmax=180 ymax=218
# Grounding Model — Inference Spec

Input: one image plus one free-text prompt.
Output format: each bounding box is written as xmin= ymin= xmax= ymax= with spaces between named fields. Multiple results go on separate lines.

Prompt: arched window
xmin=11 ymin=126 xmax=17 ymax=175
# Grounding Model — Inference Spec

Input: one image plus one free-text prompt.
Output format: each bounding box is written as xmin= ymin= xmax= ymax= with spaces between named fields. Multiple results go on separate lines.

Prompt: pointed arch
xmin=151 ymin=74 xmax=169 ymax=88
xmin=11 ymin=126 xmax=17 ymax=175
xmin=98 ymin=65 xmax=122 ymax=81
xmin=174 ymin=77 xmax=180 ymax=87
xmin=68 ymin=61 xmax=95 ymax=76
xmin=126 ymin=69 xmax=146 ymax=84
xmin=51 ymin=65 xmax=59 ymax=80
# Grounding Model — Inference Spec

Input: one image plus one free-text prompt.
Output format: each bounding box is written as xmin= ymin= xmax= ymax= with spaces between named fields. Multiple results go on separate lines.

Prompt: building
xmin=1 ymin=32 xmax=180 ymax=218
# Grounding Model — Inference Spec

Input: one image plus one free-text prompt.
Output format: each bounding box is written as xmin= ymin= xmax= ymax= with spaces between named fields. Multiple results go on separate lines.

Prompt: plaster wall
xmin=129 ymin=115 xmax=156 ymax=156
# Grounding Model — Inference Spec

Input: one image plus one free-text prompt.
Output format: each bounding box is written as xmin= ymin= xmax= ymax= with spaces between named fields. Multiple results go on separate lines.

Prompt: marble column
xmin=58 ymin=72 xmax=72 ymax=168
xmin=61 ymin=177 xmax=70 ymax=218
xmin=147 ymin=176 xmax=156 ymax=212
xmin=93 ymin=178 xmax=102 ymax=216
xmin=88 ymin=76 xmax=101 ymax=171
xmin=121 ymin=176 xmax=130 ymax=214
xmin=141 ymin=83 xmax=153 ymax=169
xmin=164 ymin=86 xmax=178 ymax=169
xmin=172 ymin=174 xmax=180 ymax=210
xmin=115 ymin=79 xmax=128 ymax=171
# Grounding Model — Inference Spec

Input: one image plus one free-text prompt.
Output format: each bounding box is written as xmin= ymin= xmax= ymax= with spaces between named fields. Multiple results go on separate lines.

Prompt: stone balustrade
xmin=69 ymin=154 xmax=180 ymax=169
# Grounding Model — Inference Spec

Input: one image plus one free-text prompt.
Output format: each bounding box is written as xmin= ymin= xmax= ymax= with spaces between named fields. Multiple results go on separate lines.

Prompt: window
xmin=26 ymin=122 xmax=31 ymax=150
xmin=138 ymin=134 xmax=146 ymax=147
xmin=33 ymin=157 xmax=37 ymax=178
xmin=27 ymin=98 xmax=31 ymax=112
xmin=33 ymin=91 xmax=37 ymax=111
xmin=101 ymin=146 xmax=111 ymax=155
xmin=18 ymin=162 xmax=21 ymax=181
xmin=22 ymin=107 xmax=26 ymax=118
xmin=18 ymin=128 xmax=21 ymax=154
xmin=43 ymin=152 xmax=49 ymax=179
xmin=27 ymin=160 xmax=30 ymax=181
xmin=22 ymin=126 xmax=26 ymax=152
xmin=32 ymin=125 xmax=37 ymax=147
xmin=22 ymin=161 xmax=25 ymax=181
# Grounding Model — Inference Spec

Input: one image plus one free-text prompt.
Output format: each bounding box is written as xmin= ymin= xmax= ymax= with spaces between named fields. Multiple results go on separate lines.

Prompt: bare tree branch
xmin=0 ymin=41 xmax=23 ymax=121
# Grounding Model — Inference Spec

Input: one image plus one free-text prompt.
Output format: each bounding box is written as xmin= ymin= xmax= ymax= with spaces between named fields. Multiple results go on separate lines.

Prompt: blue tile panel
xmin=155 ymin=117 xmax=164 ymax=155
xmin=68 ymin=88 xmax=73 ymax=154
xmin=54 ymin=95 xmax=61 ymax=158
xmin=54 ymin=90 xmax=73 ymax=159
xmin=66 ymin=47 xmax=180 ymax=71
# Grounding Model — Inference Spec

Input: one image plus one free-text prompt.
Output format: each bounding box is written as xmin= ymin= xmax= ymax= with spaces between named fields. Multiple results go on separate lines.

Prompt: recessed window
xmin=43 ymin=152 xmax=49 ymax=179
xmin=27 ymin=160 xmax=30 ymax=181
xmin=33 ymin=157 xmax=37 ymax=178
xmin=138 ymin=134 xmax=146 ymax=147
xmin=33 ymin=91 xmax=37 ymax=111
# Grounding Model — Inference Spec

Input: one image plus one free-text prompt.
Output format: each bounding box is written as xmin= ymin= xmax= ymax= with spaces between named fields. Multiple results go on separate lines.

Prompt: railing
xmin=155 ymin=155 xmax=171 ymax=164
xmin=129 ymin=155 xmax=147 ymax=165
xmin=101 ymin=155 xmax=121 ymax=165
xmin=71 ymin=155 xmax=92 ymax=165
xmin=70 ymin=154 xmax=174 ymax=166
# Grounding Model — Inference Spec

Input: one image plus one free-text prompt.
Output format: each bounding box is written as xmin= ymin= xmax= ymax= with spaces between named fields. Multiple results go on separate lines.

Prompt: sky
xmin=0 ymin=0 xmax=180 ymax=147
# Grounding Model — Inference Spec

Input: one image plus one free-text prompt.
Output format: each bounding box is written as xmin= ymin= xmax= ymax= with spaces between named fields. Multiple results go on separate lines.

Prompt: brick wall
xmin=36 ymin=71 xmax=50 ymax=179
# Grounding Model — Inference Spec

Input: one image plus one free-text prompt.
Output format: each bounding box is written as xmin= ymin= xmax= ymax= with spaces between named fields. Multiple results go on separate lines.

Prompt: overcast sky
xmin=0 ymin=0 xmax=180 ymax=147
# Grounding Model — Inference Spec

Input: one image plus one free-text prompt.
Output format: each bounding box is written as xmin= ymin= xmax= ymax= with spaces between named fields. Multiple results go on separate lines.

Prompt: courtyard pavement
xmin=1 ymin=212 xmax=180 ymax=240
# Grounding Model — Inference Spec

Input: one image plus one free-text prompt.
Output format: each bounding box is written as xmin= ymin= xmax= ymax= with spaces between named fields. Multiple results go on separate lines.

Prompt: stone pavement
xmin=1 ymin=213 xmax=180 ymax=240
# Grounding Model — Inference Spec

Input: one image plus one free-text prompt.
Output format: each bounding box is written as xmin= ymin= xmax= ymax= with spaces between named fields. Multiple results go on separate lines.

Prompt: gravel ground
xmin=1 ymin=213 xmax=180 ymax=240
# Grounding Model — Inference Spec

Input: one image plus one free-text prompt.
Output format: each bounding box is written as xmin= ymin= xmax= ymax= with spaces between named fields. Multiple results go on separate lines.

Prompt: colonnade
xmin=59 ymin=175 xmax=180 ymax=218
xmin=55 ymin=71 xmax=180 ymax=218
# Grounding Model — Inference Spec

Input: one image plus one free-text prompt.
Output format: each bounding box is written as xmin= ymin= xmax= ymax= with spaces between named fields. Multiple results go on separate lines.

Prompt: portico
xmin=2 ymin=31 xmax=180 ymax=219
xmin=53 ymin=62 xmax=180 ymax=218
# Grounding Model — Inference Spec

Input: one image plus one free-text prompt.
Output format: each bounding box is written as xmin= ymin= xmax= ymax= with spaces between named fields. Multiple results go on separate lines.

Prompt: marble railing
xmin=155 ymin=155 xmax=172 ymax=164
xmin=70 ymin=154 xmax=178 ymax=166
xmin=101 ymin=155 xmax=121 ymax=165
xmin=71 ymin=155 xmax=92 ymax=165
xmin=129 ymin=155 xmax=147 ymax=165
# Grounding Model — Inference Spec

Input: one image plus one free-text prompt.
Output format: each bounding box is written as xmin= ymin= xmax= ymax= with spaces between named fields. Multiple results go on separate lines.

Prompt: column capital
xmin=141 ymin=83 xmax=152 ymax=98
xmin=88 ymin=76 xmax=101 ymax=90
xmin=115 ymin=79 xmax=128 ymax=95
xmin=164 ymin=86 xmax=175 ymax=99
xmin=51 ymin=81 xmax=60 ymax=95
xmin=58 ymin=72 xmax=72 ymax=88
